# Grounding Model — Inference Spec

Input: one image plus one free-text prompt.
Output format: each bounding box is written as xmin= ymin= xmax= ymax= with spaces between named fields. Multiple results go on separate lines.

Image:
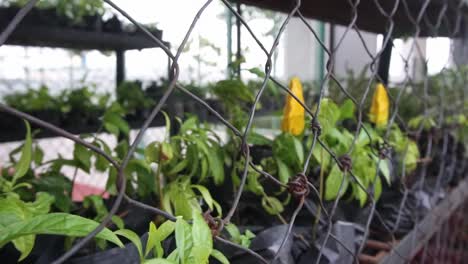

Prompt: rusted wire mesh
xmin=0 ymin=0 xmax=467 ymax=263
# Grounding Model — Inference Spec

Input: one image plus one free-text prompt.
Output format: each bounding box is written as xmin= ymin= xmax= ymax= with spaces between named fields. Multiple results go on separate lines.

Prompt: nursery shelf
xmin=0 ymin=108 xmax=276 ymax=142
xmin=2 ymin=24 xmax=167 ymax=51
xmin=380 ymin=177 xmax=468 ymax=264
xmin=238 ymin=0 xmax=467 ymax=37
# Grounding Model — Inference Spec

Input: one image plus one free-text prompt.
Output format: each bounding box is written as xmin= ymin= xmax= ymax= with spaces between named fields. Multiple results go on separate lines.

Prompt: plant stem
xmin=313 ymin=148 xmax=325 ymax=240
xmin=154 ymin=159 xmax=165 ymax=223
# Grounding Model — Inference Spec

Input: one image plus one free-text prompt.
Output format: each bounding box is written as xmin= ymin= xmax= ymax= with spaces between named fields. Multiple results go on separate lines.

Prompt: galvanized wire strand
xmin=52 ymin=0 xmax=210 ymax=262
xmin=0 ymin=0 xmax=466 ymax=262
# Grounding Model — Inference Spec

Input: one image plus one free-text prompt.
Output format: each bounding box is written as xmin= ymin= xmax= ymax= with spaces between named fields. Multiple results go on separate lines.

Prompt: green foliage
xmin=4 ymin=0 xmax=105 ymax=22
xmin=212 ymin=79 xmax=255 ymax=129
xmin=0 ymin=194 xmax=122 ymax=261
xmin=117 ymin=81 xmax=154 ymax=114
xmin=311 ymin=98 xmax=417 ymax=205
xmin=146 ymin=116 xmax=225 ymax=186
xmin=3 ymin=86 xmax=60 ymax=112
xmin=224 ymin=223 xmax=255 ymax=248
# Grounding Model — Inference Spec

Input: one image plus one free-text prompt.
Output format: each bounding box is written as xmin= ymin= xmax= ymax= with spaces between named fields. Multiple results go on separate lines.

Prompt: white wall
xmin=333 ymin=26 xmax=377 ymax=78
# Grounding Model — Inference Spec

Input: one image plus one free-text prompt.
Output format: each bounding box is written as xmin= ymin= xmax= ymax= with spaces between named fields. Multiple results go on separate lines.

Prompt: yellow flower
xmin=369 ymin=83 xmax=390 ymax=126
xmin=281 ymin=77 xmax=305 ymax=135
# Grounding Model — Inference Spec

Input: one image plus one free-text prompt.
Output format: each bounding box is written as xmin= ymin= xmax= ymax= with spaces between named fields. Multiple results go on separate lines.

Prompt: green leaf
xmin=125 ymin=159 xmax=153 ymax=198
xmin=145 ymin=142 xmax=161 ymax=164
xmin=104 ymin=122 xmax=119 ymax=136
xmin=247 ymin=67 xmax=265 ymax=78
xmin=210 ymin=249 xmax=230 ymax=264
xmin=33 ymin=145 xmax=44 ymax=166
xmin=404 ymin=141 xmax=420 ymax=173
xmin=339 ymin=99 xmax=356 ymax=121
xmin=104 ymin=112 xmax=129 ymax=136
xmin=191 ymin=185 xmax=214 ymax=212
xmin=273 ymin=133 xmax=301 ymax=171
xmin=293 ymin=137 xmax=304 ymax=165
xmin=83 ymin=195 xmax=108 ymax=221
xmin=206 ymin=145 xmax=224 ymax=185
xmin=225 ymin=224 xmax=241 ymax=244
xmin=378 ymin=159 xmax=391 ymax=185
xmin=144 ymin=259 xmax=177 ymax=264
xmin=0 ymin=213 xmax=123 ymax=248
xmin=146 ymin=222 xmax=158 ymax=258
xmin=180 ymin=116 xmax=198 ymax=134
xmin=166 ymin=250 xmax=179 ymax=262
xmin=247 ymin=132 xmax=272 ymax=145
xmin=115 ymin=229 xmax=143 ymax=259
xmin=111 ymin=216 xmax=124 ymax=229
xmin=325 ymin=165 xmax=347 ymax=200
xmin=160 ymin=142 xmax=174 ymax=162
xmin=13 ymin=121 xmax=32 ymax=182
xmin=162 ymin=111 xmax=172 ymax=140
xmin=276 ymin=158 xmax=290 ymax=183
xmin=354 ymin=183 xmax=368 ymax=207
xmin=374 ymin=176 xmax=382 ymax=201
xmin=240 ymin=230 xmax=255 ymax=248
xmin=0 ymin=193 xmax=54 ymax=261
xmin=73 ymin=143 xmax=92 ymax=173
xmin=175 ymin=217 xmax=193 ymax=264
xmin=317 ymin=98 xmax=340 ymax=136
xmin=191 ymin=212 xmax=212 ymax=249
xmin=166 ymin=159 xmax=189 ymax=175
xmin=173 ymin=191 xmax=193 ymax=220
xmin=158 ymin=220 xmax=176 ymax=241
xmin=190 ymin=211 xmax=212 ymax=263
xmin=14 ymin=235 xmax=34 ymax=261
xmin=261 ymin=196 xmax=284 ymax=215
xmin=313 ymin=146 xmax=330 ymax=171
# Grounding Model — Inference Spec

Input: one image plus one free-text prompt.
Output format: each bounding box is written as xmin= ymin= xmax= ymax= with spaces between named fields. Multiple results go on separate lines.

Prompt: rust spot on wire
xmin=287 ymin=173 xmax=310 ymax=199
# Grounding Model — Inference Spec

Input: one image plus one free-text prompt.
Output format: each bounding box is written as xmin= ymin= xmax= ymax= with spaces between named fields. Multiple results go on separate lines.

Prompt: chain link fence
xmin=0 ymin=0 xmax=467 ymax=263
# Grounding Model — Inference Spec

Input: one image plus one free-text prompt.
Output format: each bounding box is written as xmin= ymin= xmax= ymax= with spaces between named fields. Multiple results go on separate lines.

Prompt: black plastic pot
xmin=103 ymin=15 xmax=122 ymax=33
xmin=80 ymin=15 xmax=103 ymax=31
